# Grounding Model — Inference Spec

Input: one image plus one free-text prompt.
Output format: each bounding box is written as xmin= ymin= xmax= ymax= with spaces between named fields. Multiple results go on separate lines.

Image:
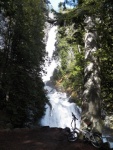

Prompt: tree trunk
xmin=81 ymin=16 xmax=102 ymax=132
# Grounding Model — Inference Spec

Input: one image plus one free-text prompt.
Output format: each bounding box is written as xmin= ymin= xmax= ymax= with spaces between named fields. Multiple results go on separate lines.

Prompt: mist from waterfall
xmin=41 ymin=23 xmax=81 ymax=129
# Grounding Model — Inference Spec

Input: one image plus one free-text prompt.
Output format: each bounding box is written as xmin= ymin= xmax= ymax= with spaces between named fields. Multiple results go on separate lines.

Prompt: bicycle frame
xmin=68 ymin=113 xmax=103 ymax=148
xmin=71 ymin=115 xmax=93 ymax=140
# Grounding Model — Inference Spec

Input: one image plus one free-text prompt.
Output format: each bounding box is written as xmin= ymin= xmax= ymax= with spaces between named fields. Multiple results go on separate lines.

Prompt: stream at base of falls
xmin=41 ymin=20 xmax=81 ymax=129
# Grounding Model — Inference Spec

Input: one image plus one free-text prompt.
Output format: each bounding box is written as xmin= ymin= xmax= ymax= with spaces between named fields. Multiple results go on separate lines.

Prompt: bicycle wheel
xmin=91 ymin=133 xmax=103 ymax=148
xmin=67 ymin=131 xmax=78 ymax=142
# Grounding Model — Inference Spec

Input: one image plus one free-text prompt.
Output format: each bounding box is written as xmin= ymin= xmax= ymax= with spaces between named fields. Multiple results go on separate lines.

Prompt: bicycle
xmin=67 ymin=112 xmax=103 ymax=148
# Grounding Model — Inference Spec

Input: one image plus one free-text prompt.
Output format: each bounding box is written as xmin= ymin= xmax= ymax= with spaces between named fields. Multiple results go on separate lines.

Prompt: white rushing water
xmin=41 ymin=25 xmax=81 ymax=129
xmin=42 ymin=26 xmax=58 ymax=82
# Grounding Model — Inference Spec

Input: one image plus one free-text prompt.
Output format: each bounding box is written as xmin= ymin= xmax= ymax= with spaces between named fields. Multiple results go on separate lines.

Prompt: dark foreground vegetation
xmin=0 ymin=0 xmax=48 ymax=128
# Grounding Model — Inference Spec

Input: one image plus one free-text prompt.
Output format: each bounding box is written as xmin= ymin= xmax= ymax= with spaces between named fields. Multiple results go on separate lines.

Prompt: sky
xmin=49 ymin=0 xmax=64 ymax=11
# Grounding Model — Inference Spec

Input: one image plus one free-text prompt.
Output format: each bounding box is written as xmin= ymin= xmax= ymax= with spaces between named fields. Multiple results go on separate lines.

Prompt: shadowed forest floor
xmin=0 ymin=127 xmax=111 ymax=150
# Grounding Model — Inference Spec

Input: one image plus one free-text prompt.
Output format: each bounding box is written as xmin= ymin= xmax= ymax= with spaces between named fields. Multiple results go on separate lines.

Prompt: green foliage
xmin=0 ymin=0 xmax=48 ymax=127
xmin=95 ymin=1 xmax=113 ymax=113
xmin=53 ymin=15 xmax=84 ymax=105
xmin=54 ymin=0 xmax=113 ymax=113
xmin=69 ymin=0 xmax=113 ymax=113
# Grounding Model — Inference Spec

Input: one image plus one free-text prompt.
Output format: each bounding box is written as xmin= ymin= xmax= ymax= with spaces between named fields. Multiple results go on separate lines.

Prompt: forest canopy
xmin=53 ymin=0 xmax=113 ymax=117
xmin=0 ymin=0 xmax=48 ymax=128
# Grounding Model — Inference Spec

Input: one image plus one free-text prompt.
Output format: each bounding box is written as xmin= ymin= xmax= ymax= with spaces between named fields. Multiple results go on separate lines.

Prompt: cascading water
xmin=41 ymin=18 xmax=81 ymax=129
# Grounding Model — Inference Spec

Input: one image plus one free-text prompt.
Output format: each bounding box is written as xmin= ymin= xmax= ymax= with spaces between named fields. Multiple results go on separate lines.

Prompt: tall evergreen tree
xmin=82 ymin=15 xmax=101 ymax=130
xmin=55 ymin=0 xmax=113 ymax=130
xmin=0 ymin=0 xmax=48 ymax=127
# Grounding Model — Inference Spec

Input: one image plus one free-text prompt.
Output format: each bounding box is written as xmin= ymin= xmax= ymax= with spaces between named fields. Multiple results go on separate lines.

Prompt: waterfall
xmin=41 ymin=23 xmax=81 ymax=129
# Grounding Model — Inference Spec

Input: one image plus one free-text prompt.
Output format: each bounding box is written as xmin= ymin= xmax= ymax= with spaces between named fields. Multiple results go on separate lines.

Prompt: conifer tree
xmin=0 ymin=0 xmax=48 ymax=127
xmin=55 ymin=0 xmax=113 ymax=130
